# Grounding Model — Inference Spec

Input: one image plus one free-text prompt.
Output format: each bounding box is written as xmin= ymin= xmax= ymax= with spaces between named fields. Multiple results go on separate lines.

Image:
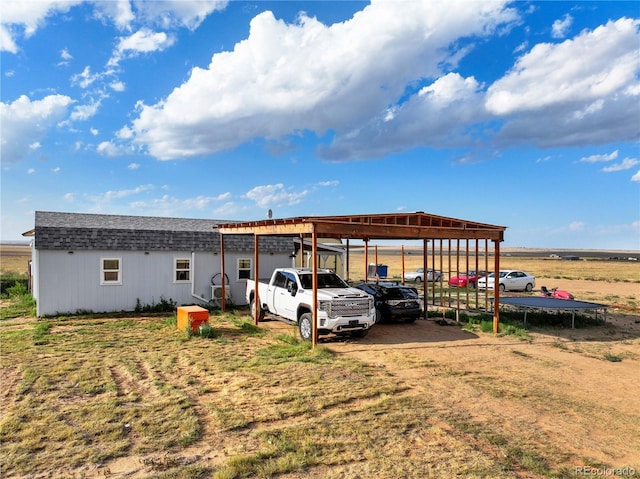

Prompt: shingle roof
xmin=35 ymin=211 xmax=228 ymax=231
xmin=33 ymin=211 xmax=295 ymax=252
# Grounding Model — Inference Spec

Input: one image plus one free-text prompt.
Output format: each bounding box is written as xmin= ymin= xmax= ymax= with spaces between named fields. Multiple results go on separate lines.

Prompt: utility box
xmin=177 ymin=305 xmax=209 ymax=333
xmin=367 ymin=263 xmax=388 ymax=278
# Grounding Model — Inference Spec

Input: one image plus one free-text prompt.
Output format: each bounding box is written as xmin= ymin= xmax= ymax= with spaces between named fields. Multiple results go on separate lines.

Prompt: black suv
xmin=356 ymin=282 xmax=422 ymax=323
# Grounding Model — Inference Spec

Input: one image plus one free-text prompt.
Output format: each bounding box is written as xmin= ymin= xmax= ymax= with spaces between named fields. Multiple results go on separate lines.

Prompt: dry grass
xmin=2 ymin=244 xmax=639 ymax=477
xmin=2 ymin=309 xmax=639 ymax=478
xmin=0 ymin=256 xmax=30 ymax=276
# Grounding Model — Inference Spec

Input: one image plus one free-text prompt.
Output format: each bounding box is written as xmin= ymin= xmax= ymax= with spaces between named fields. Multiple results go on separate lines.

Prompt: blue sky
xmin=1 ymin=0 xmax=639 ymax=250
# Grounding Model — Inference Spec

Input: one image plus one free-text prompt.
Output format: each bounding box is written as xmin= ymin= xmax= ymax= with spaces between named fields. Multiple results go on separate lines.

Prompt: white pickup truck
xmin=245 ymin=268 xmax=376 ymax=341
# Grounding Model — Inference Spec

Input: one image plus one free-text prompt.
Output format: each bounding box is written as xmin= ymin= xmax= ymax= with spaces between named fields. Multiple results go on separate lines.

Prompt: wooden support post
xmin=474 ymin=238 xmax=479 ymax=310
xmin=364 ymin=239 xmax=369 ymax=282
xmin=346 ymin=239 xmax=350 ymax=281
xmin=423 ymin=238 xmax=428 ymax=319
xmin=484 ymin=239 xmax=489 ymax=313
xmin=447 ymin=240 xmax=452 ymax=311
xmin=220 ymin=234 xmax=226 ymax=312
xmin=456 ymin=239 xmax=460 ymax=313
xmin=439 ymin=239 xmax=444 ymax=309
xmin=493 ymin=240 xmax=500 ymax=334
xmin=312 ymin=229 xmax=319 ymax=347
xmin=465 ymin=239 xmax=470 ymax=307
xmin=299 ymin=233 xmax=304 ymax=268
xmin=401 ymin=245 xmax=405 ymax=285
xmin=254 ymin=235 xmax=260 ymax=326
xmin=375 ymin=244 xmax=378 ymax=280
xmin=430 ymin=239 xmax=435 ymax=306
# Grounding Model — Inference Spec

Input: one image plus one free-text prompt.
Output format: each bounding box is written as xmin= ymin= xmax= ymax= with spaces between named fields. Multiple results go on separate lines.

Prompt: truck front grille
xmin=327 ymin=298 xmax=371 ymax=317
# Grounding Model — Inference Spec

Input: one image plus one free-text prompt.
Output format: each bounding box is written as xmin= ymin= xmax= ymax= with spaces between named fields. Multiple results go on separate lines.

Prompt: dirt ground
xmin=51 ymin=308 xmax=637 ymax=478
xmin=292 ymin=311 xmax=640 ymax=470
xmin=3 ymin=245 xmax=639 ymax=477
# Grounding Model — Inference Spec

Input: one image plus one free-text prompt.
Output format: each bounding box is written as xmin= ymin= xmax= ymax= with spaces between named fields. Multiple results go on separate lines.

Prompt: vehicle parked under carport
xmin=356 ymin=282 xmax=422 ymax=323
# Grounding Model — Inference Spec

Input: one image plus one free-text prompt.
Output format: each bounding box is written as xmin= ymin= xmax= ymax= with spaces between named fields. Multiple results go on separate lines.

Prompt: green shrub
xmin=1 ymin=274 xmax=29 ymax=296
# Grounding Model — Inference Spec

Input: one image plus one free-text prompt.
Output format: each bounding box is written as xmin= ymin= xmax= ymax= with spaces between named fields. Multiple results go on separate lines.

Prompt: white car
xmin=477 ymin=270 xmax=536 ymax=292
xmin=403 ymin=268 xmax=442 ymax=282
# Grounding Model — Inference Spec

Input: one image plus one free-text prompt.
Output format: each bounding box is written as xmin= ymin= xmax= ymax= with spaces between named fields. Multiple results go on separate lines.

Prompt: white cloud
xmin=116 ymin=126 xmax=133 ymax=140
xmin=107 ymin=28 xmax=176 ymax=66
xmin=601 ymin=157 xmax=639 ymax=172
xmin=90 ymin=128 xmax=99 ymax=136
xmin=127 ymin=162 xmax=140 ymax=170
xmin=132 ymin=0 xmax=228 ymax=30
xmin=71 ymin=66 xmax=100 ymax=89
xmin=110 ymin=80 xmax=126 ymax=92
xmin=631 ymin=171 xmax=640 ymax=182
xmin=58 ymin=48 xmax=73 ymax=66
xmin=92 ymin=0 xmax=135 ymax=30
xmin=70 ymin=100 xmax=102 ymax=121
xmin=128 ymin=192 xmax=232 ymax=216
xmin=215 ymin=192 xmax=231 ymax=201
xmin=551 ymin=14 xmax=573 ymax=39
xmin=1 ymin=25 xmax=18 ymax=53
xmin=64 ymin=193 xmax=75 ymax=201
xmin=212 ymin=202 xmax=245 ymax=217
xmin=97 ymin=140 xmax=124 ymax=157
xmin=1 ymin=0 xmax=83 ymax=52
xmin=97 ymin=184 xmax=155 ymax=201
xmin=128 ymin=1 xmax=518 ymax=160
xmin=2 ymin=0 xmax=226 ymax=53
xmin=319 ymin=72 xmax=486 ymax=161
xmin=318 ymin=180 xmax=339 ymax=187
xmin=486 ymin=18 xmax=640 ymax=149
xmin=51 ymin=167 xmax=61 ymax=173
xmin=0 ymin=94 xmax=73 ymax=163
xmin=27 ymin=168 xmax=35 ymax=174
xmin=580 ymin=150 xmax=618 ymax=163
xmin=245 ymin=184 xmax=308 ymax=209
xmin=568 ymin=221 xmax=584 ymax=231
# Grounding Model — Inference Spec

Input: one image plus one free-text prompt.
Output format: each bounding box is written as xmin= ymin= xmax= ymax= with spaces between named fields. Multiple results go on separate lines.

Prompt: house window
xmin=175 ymin=258 xmax=191 ymax=282
xmin=238 ymin=258 xmax=252 ymax=280
xmin=101 ymin=258 xmax=121 ymax=285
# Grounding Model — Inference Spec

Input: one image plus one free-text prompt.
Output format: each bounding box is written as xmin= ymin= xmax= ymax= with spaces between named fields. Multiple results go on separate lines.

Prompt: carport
xmin=216 ymin=212 xmax=506 ymax=346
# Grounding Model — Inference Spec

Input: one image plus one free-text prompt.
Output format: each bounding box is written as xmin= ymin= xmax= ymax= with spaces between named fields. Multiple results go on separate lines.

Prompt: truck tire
xmin=250 ymin=298 xmax=265 ymax=322
xmin=298 ymin=313 xmax=313 ymax=341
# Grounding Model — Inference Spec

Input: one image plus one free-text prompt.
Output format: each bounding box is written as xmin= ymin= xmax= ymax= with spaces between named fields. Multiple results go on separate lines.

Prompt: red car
xmin=448 ymin=270 xmax=486 ymax=289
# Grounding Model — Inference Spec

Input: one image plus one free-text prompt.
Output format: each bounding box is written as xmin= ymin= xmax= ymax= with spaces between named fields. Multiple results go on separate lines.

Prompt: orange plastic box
xmin=177 ymin=306 xmax=209 ymax=333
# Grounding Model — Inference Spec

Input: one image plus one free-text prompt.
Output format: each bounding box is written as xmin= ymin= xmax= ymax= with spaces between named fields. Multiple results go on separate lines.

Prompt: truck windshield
xmin=299 ymin=272 xmax=349 ymax=289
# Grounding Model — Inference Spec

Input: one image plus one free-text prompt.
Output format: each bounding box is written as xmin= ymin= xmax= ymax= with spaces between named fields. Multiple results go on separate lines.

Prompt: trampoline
xmin=499 ymin=296 xmax=609 ymax=328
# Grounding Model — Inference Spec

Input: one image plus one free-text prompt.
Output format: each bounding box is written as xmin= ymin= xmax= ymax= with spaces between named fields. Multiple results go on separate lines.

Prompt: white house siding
xmin=34 ymin=249 xmax=293 ymax=316
xmin=28 ymin=211 xmax=324 ymax=316
xmin=207 ymin=252 xmax=293 ymax=304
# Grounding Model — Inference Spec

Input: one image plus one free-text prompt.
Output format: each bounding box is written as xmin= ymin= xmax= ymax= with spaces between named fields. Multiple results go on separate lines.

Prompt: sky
xmin=1 ymin=0 xmax=639 ymax=250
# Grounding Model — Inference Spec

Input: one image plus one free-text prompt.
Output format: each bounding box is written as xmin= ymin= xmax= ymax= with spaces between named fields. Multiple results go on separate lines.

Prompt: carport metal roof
xmin=216 ymin=212 xmax=507 ymax=345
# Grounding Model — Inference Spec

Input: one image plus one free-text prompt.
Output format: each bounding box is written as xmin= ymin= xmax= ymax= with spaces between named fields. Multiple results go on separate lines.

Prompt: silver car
xmin=403 ymin=268 xmax=442 ymax=282
xmin=477 ymin=270 xmax=536 ymax=292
